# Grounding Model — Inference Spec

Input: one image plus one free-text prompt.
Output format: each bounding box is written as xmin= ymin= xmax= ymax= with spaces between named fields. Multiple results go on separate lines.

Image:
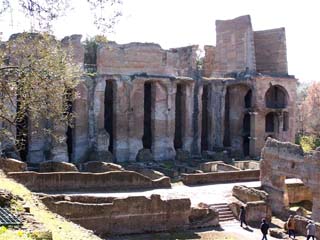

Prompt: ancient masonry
xmin=22 ymin=15 xmax=297 ymax=163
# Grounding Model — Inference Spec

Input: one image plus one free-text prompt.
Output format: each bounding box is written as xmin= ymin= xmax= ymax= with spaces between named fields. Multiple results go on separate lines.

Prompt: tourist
xmin=287 ymin=215 xmax=296 ymax=239
xmin=239 ymin=206 xmax=247 ymax=228
xmin=306 ymin=220 xmax=316 ymax=240
xmin=260 ymin=218 xmax=270 ymax=240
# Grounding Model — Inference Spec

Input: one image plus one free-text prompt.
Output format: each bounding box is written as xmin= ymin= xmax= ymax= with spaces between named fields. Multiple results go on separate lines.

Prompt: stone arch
xmin=265 ymin=112 xmax=279 ymax=133
xmin=244 ymin=89 xmax=252 ymax=108
xmin=223 ymin=83 xmax=252 ymax=156
xmin=265 ymin=85 xmax=289 ymax=109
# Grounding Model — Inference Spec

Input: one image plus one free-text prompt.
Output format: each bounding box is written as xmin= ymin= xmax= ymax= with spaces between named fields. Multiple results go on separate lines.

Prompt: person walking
xmin=306 ymin=220 xmax=316 ymax=240
xmin=287 ymin=215 xmax=296 ymax=239
xmin=260 ymin=218 xmax=270 ymax=240
xmin=239 ymin=206 xmax=247 ymax=228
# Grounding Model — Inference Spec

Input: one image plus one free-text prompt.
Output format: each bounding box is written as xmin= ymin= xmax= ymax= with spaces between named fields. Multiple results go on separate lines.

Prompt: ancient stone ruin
xmin=2 ymin=15 xmax=297 ymax=167
xmin=261 ymin=138 xmax=320 ymax=221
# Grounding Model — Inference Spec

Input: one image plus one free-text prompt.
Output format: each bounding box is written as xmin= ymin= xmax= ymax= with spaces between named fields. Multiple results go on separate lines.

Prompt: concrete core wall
xmin=97 ymin=42 xmax=198 ymax=77
xmin=261 ymin=138 xmax=320 ymax=221
xmin=254 ymin=28 xmax=288 ymax=74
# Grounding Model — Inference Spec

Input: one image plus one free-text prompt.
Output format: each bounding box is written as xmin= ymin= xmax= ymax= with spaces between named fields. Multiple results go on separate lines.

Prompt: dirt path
xmin=108 ymin=220 xmax=279 ymax=240
xmin=61 ymin=181 xmax=261 ymax=207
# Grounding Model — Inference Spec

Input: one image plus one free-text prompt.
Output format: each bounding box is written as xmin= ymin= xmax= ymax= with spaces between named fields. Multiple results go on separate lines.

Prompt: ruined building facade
xmin=20 ymin=15 xmax=297 ymax=163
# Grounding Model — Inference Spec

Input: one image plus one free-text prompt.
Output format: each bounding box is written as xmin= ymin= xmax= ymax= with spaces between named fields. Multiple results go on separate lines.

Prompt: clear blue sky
xmin=1 ymin=0 xmax=319 ymax=83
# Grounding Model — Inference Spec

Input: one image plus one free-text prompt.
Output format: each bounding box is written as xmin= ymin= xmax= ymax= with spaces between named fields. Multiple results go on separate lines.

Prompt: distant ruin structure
xmin=5 ymin=15 xmax=297 ymax=163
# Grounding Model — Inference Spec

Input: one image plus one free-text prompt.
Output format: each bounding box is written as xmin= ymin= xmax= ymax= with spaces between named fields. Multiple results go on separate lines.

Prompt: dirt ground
xmin=107 ymin=220 xmax=306 ymax=240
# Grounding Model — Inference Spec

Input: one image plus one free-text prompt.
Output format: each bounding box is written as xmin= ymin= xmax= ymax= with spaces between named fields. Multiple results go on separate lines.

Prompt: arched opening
xmin=243 ymin=113 xmax=251 ymax=134
xmin=223 ymin=87 xmax=230 ymax=147
xmin=244 ymin=89 xmax=252 ymax=108
xmin=223 ymin=84 xmax=251 ymax=149
xmin=66 ymin=100 xmax=73 ymax=162
xmin=174 ymin=83 xmax=185 ymax=150
xmin=201 ymin=84 xmax=210 ymax=151
xmin=265 ymin=85 xmax=288 ymax=109
xmin=142 ymin=82 xmax=152 ymax=149
xmin=104 ymin=81 xmax=114 ymax=153
xmin=265 ymin=112 xmax=279 ymax=133
xmin=283 ymin=112 xmax=289 ymax=131
xmin=243 ymin=135 xmax=250 ymax=157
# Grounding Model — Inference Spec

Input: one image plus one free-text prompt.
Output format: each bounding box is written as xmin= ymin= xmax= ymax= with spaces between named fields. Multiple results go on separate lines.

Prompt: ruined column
xmin=249 ymin=111 xmax=258 ymax=157
xmin=128 ymin=80 xmax=144 ymax=161
xmin=93 ymin=79 xmax=110 ymax=161
xmin=210 ymin=81 xmax=226 ymax=148
xmin=182 ymin=82 xmax=195 ymax=152
xmin=73 ymin=82 xmax=89 ymax=163
xmin=27 ymin=117 xmax=47 ymax=163
xmin=192 ymin=81 xmax=202 ymax=155
xmin=113 ymin=79 xmax=130 ymax=161
xmin=51 ymin=123 xmax=69 ymax=162
xmin=152 ymin=80 xmax=176 ymax=161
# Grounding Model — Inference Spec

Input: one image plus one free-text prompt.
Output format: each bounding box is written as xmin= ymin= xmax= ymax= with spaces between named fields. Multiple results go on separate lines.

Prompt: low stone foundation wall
xmin=199 ymin=161 xmax=240 ymax=172
xmin=286 ymin=182 xmax=312 ymax=204
xmin=8 ymin=171 xmax=171 ymax=192
xmin=40 ymin=194 xmax=219 ymax=235
xmin=232 ymin=185 xmax=268 ymax=203
xmin=234 ymin=161 xmax=260 ymax=170
xmin=181 ymin=170 xmax=260 ymax=185
xmin=292 ymin=215 xmax=320 ymax=238
xmin=0 ymin=158 xmax=27 ymax=173
xmin=229 ymin=200 xmax=272 ymax=224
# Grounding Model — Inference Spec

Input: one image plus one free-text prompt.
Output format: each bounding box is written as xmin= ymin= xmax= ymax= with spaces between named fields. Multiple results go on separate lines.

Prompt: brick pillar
xmin=152 ymin=81 xmax=175 ymax=161
xmin=113 ymin=80 xmax=130 ymax=162
xmin=128 ymin=81 xmax=144 ymax=161
xmin=182 ymin=82 xmax=194 ymax=152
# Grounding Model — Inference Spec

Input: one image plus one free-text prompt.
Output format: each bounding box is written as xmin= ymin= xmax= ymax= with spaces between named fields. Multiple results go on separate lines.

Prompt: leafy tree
xmin=0 ymin=0 xmax=122 ymax=158
xmin=0 ymin=0 xmax=122 ymax=33
xmin=0 ymin=33 xmax=81 ymax=157
xmin=302 ymin=82 xmax=320 ymax=137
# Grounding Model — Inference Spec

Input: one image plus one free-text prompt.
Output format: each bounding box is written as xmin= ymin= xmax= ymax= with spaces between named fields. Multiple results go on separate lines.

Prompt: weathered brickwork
xmin=2 ymin=15 xmax=297 ymax=164
xmin=261 ymin=138 xmax=320 ymax=221
xmin=254 ymin=28 xmax=288 ymax=74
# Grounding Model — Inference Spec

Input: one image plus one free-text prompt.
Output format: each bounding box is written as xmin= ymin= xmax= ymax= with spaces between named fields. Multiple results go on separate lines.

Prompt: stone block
xmin=175 ymin=149 xmax=190 ymax=162
xmin=269 ymin=228 xmax=286 ymax=239
xmin=83 ymin=161 xmax=124 ymax=173
xmin=91 ymin=150 xmax=113 ymax=162
xmin=246 ymin=201 xmax=272 ymax=224
xmin=232 ymin=185 xmax=268 ymax=203
xmin=136 ymin=149 xmax=154 ymax=162
xmin=39 ymin=161 xmax=78 ymax=172
xmin=0 ymin=158 xmax=27 ymax=173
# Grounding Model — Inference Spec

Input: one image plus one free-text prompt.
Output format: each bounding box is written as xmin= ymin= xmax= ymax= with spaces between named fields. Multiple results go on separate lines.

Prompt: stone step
xmin=215 ymin=207 xmax=229 ymax=211
xmin=209 ymin=203 xmax=235 ymax=222
xmin=219 ymin=211 xmax=234 ymax=216
xmin=219 ymin=216 xmax=235 ymax=222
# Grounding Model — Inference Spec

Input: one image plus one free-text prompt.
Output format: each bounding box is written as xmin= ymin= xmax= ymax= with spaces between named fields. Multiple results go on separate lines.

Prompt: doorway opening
xmin=142 ymin=82 xmax=152 ymax=149
xmin=104 ymin=81 xmax=114 ymax=153
xmin=201 ymin=84 xmax=209 ymax=151
xmin=174 ymin=84 xmax=185 ymax=150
